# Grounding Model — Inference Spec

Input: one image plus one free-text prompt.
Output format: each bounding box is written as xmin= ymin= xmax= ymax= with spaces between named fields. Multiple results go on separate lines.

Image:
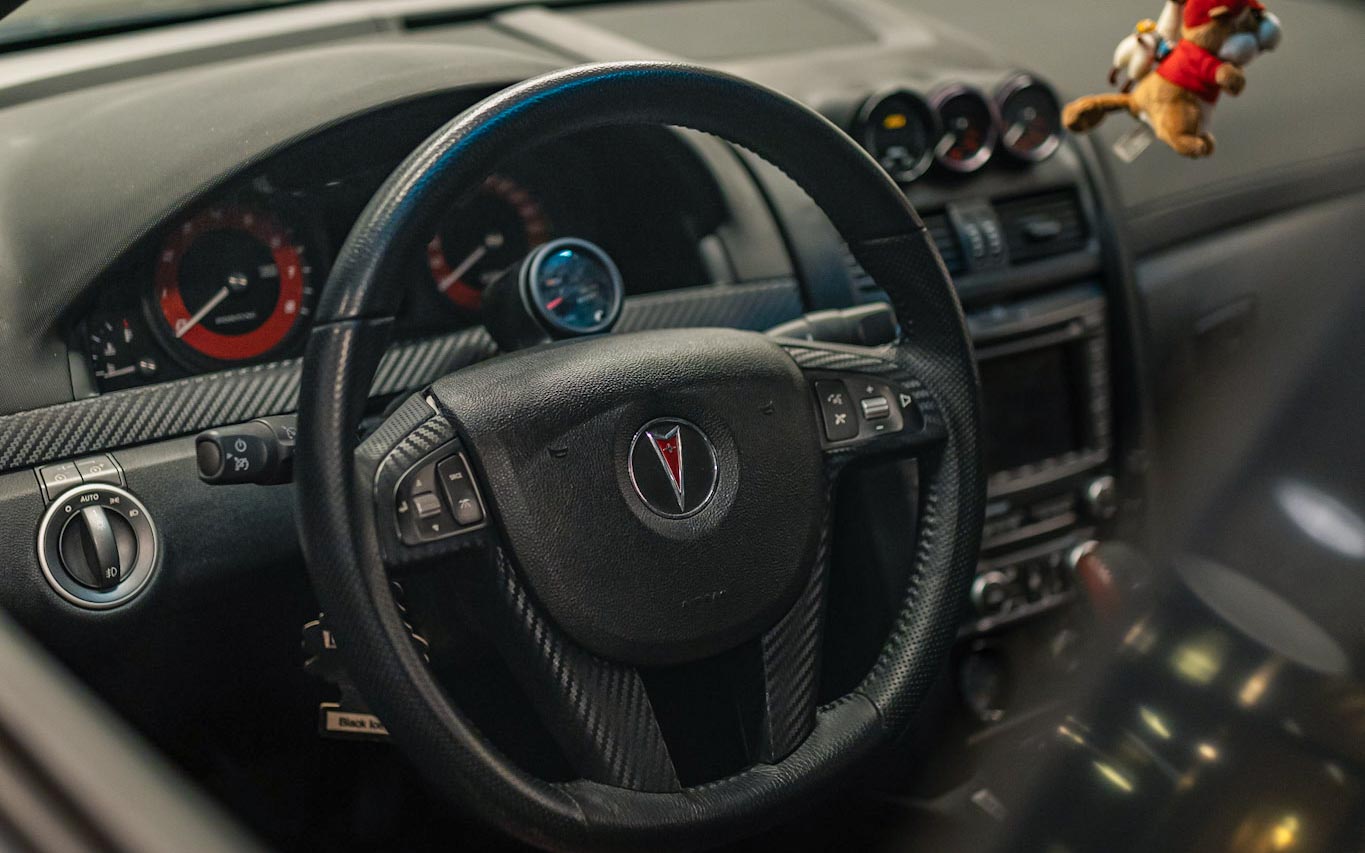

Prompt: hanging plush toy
xmin=1063 ymin=0 xmax=1283 ymax=159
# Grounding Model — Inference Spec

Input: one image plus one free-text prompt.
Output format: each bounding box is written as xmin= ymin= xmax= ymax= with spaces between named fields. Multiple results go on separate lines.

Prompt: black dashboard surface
xmin=1 ymin=2 xmax=1359 ymax=850
xmin=0 ymin=0 xmax=1351 ymax=446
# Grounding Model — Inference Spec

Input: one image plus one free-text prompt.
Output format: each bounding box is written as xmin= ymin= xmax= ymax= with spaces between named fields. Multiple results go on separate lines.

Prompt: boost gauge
xmin=152 ymin=204 xmax=313 ymax=367
xmin=931 ymin=85 xmax=998 ymax=174
xmin=996 ymin=74 xmax=1063 ymax=162
xmin=858 ymin=90 xmax=938 ymax=185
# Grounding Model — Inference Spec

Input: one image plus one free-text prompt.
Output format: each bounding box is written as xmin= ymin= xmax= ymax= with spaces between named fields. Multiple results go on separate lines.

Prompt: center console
xmin=963 ymin=284 xmax=1115 ymax=634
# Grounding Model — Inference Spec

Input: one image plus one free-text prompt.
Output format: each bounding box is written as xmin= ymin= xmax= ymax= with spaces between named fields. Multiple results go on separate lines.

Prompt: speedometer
xmin=152 ymin=204 xmax=313 ymax=366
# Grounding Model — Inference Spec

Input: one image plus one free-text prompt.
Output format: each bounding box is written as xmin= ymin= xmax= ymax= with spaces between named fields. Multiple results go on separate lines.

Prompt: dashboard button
xmin=38 ymin=462 xmax=82 ymax=500
xmin=74 ymin=455 xmax=121 ymax=487
xmin=814 ymin=380 xmax=858 ymax=441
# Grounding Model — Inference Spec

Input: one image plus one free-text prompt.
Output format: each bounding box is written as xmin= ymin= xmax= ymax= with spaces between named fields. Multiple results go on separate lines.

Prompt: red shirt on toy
xmin=1156 ymin=40 xmax=1226 ymax=103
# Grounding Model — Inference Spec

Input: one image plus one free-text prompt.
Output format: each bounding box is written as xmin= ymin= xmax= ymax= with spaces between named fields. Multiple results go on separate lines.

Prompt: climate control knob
xmin=38 ymin=483 xmax=159 ymax=609
xmin=1084 ymin=474 xmax=1119 ymax=520
xmin=971 ymin=570 xmax=1012 ymax=617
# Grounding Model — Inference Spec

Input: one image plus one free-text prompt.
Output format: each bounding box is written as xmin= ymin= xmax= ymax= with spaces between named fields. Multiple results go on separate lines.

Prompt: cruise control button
xmin=437 ymin=455 xmax=485 ymax=527
xmin=411 ymin=492 xmax=443 ymax=519
xmin=860 ymin=396 xmax=891 ymax=420
xmin=417 ymin=511 xmax=457 ymax=541
xmin=451 ymin=496 xmax=483 ymax=526
xmin=814 ymin=380 xmax=858 ymax=441
xmin=405 ymin=463 xmax=437 ymax=498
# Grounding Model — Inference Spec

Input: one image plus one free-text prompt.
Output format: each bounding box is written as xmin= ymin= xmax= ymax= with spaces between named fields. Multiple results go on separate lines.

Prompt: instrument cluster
xmin=78 ymin=120 xmax=714 ymax=393
xmin=855 ymin=72 xmax=1063 ymax=185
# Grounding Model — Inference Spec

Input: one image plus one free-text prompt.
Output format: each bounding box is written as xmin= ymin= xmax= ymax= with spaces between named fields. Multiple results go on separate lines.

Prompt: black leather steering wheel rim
xmin=295 ymin=62 xmax=984 ymax=851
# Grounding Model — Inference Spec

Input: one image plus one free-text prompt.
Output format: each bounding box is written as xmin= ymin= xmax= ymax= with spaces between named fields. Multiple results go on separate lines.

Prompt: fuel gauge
xmin=87 ymin=315 xmax=158 ymax=390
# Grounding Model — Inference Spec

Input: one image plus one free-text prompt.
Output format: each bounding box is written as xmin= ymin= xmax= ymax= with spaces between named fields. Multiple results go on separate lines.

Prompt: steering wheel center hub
xmin=428 ymin=328 xmax=827 ymax=666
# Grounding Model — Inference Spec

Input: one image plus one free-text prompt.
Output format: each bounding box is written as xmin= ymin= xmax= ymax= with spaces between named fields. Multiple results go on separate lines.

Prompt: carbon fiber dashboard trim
xmin=0 ymin=280 xmax=805 ymax=473
xmin=615 ymin=279 xmax=801 ymax=333
xmin=0 ymin=327 xmax=494 ymax=473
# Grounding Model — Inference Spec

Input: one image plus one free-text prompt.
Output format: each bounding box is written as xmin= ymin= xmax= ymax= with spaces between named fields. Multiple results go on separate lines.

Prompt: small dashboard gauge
xmin=857 ymin=90 xmax=939 ymax=185
xmin=931 ymin=85 xmax=998 ymax=174
xmin=995 ymin=74 xmax=1063 ymax=162
xmin=152 ymin=204 xmax=312 ymax=366
xmin=427 ymin=175 xmax=551 ymax=312
xmin=522 ymin=238 xmax=623 ymax=336
xmin=87 ymin=315 xmax=158 ymax=390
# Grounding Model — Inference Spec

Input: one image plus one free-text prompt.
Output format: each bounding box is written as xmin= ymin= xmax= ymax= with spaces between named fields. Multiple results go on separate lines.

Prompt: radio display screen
xmin=979 ymin=344 xmax=1083 ymax=474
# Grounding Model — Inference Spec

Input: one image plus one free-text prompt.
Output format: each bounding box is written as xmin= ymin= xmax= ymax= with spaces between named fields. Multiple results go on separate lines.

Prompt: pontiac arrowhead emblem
xmin=628 ymin=419 xmax=718 ymax=518
xmin=646 ymin=425 xmax=686 ymax=511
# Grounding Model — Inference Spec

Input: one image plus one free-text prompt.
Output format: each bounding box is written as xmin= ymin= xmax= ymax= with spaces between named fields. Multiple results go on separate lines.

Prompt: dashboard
xmin=0 ymin=0 xmax=1363 ymax=850
xmin=75 ymin=103 xmax=723 ymax=392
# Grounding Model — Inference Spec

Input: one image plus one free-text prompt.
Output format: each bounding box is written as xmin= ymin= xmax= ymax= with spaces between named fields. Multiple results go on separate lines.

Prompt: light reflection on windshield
xmin=0 ymin=0 xmax=304 ymax=46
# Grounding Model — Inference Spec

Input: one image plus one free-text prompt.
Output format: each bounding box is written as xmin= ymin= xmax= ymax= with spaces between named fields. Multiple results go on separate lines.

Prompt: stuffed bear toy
xmin=1064 ymin=0 xmax=1278 ymax=158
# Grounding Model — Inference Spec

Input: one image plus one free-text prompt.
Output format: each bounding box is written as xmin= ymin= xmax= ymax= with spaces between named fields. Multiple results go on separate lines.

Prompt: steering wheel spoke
xmin=753 ymin=511 xmax=833 ymax=763
xmin=474 ymin=547 xmax=681 ymax=792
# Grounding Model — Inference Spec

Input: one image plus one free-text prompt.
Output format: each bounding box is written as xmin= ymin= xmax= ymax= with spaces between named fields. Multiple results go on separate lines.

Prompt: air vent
xmin=994 ymin=189 xmax=1088 ymax=263
xmin=844 ymin=210 xmax=964 ymax=302
xmin=922 ymin=211 xmax=966 ymax=275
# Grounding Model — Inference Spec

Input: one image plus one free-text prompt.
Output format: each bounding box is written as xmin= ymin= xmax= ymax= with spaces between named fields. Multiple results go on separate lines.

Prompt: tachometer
xmin=152 ymin=204 xmax=312 ymax=366
xmin=931 ymin=85 xmax=998 ymax=174
xmin=996 ymin=74 xmax=1063 ymax=162
xmin=427 ymin=175 xmax=550 ymax=312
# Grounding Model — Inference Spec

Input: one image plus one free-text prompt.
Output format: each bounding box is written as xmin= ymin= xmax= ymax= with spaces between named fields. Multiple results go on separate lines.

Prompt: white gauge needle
xmin=437 ymin=245 xmax=488 ymax=292
xmin=1004 ymin=122 xmax=1027 ymax=148
xmin=934 ymin=133 xmax=958 ymax=159
xmin=175 ymin=286 xmax=230 ymax=338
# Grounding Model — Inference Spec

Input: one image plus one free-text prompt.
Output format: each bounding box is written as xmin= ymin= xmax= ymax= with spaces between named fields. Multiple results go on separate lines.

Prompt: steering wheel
xmin=295 ymin=62 xmax=983 ymax=851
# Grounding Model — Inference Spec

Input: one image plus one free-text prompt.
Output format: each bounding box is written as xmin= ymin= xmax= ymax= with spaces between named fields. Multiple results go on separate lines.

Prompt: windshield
xmin=0 ymin=0 xmax=304 ymax=47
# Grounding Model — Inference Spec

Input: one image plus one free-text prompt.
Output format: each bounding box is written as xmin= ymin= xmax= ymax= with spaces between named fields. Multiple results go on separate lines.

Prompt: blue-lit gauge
xmin=521 ymin=238 xmax=624 ymax=336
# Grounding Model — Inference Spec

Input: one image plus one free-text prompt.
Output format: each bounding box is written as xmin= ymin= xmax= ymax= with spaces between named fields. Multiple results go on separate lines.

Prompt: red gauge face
xmin=426 ymin=175 xmax=550 ymax=312
xmin=932 ymin=87 xmax=998 ymax=174
xmin=154 ymin=205 xmax=309 ymax=364
xmin=997 ymin=78 xmax=1063 ymax=162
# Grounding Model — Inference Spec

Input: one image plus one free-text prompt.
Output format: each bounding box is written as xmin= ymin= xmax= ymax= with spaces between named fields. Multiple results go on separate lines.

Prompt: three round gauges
xmin=857 ymin=74 xmax=1062 ymax=184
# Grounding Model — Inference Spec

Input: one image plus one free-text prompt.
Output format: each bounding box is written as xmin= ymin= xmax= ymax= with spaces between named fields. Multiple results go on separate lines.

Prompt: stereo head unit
xmin=970 ymin=285 xmax=1111 ymax=497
